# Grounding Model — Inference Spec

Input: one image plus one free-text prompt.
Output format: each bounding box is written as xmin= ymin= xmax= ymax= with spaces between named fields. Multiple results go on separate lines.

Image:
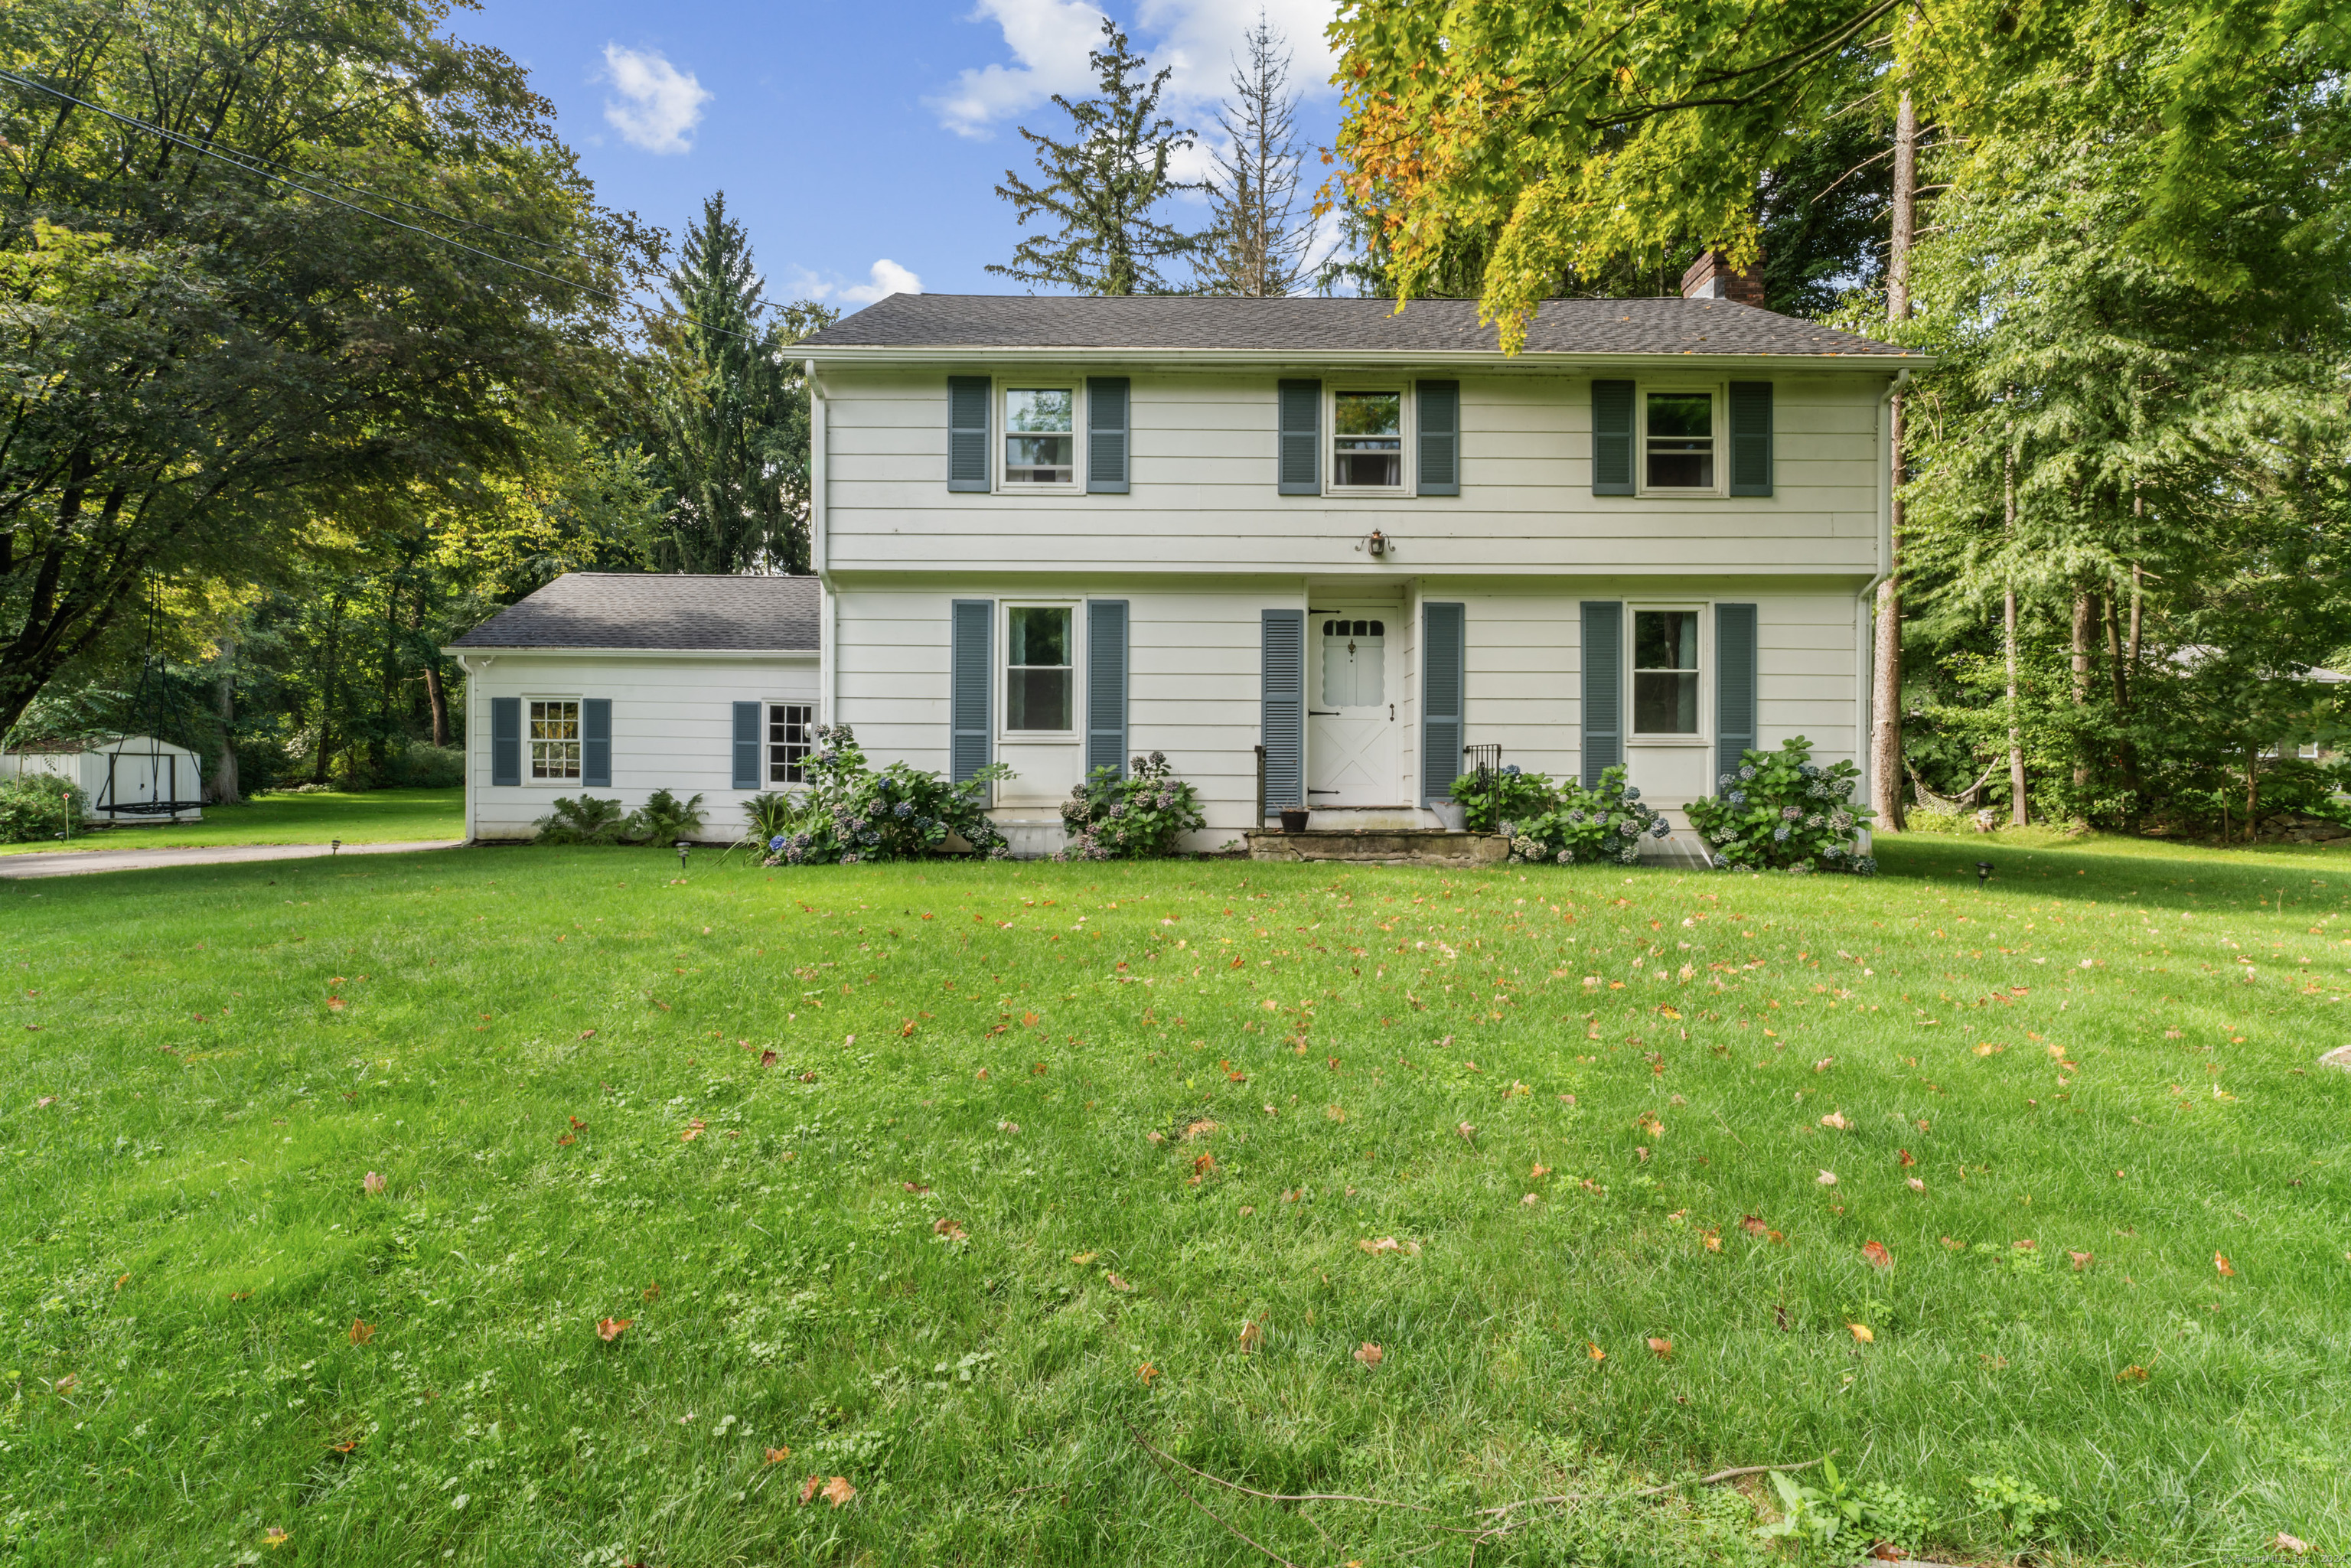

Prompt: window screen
xmin=1632 ymin=611 xmax=1699 ymax=734
xmin=1007 ymin=606 xmax=1073 ymax=731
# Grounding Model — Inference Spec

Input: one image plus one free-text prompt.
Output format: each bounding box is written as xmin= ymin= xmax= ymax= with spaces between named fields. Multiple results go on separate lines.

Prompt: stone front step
xmin=1299 ymin=805 xmax=1433 ymax=831
xmin=1245 ymin=828 xmax=1506 ymax=867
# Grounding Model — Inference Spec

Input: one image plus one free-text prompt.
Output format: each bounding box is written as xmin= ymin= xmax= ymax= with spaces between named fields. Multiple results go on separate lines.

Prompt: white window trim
xmin=1635 ymin=382 xmax=1727 ymax=499
xmin=1000 ymin=599 xmax=1083 ymax=743
xmin=994 ymin=378 xmax=1085 ymax=495
xmin=524 ymin=694 xmax=585 ymax=785
xmin=765 ymin=699 xmax=817 ymax=788
xmin=1325 ymin=384 xmax=1414 ymax=498
xmin=1625 ymin=604 xmax=1710 ymax=746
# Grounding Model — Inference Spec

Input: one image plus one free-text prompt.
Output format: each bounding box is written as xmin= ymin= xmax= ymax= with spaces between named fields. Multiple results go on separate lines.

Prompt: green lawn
xmin=1 ymin=788 xmax=462 ymax=855
xmin=2 ymin=833 xmax=2346 ymax=1566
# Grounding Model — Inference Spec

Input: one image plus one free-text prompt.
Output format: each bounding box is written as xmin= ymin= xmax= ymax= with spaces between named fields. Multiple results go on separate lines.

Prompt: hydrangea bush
xmin=1056 ymin=752 xmax=1205 ymax=860
xmin=1686 ymin=736 xmax=1877 ymax=874
xmin=1505 ymin=765 xmax=1674 ymax=866
xmin=763 ymin=724 xmax=1012 ymax=865
xmin=1449 ymin=764 xmax=1557 ymax=833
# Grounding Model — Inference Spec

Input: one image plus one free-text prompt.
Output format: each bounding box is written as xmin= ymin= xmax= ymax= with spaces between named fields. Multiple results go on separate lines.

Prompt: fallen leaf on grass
xmin=1820 ymin=1111 xmax=1851 ymax=1131
xmin=1182 ymin=1119 xmax=1221 ymax=1141
xmin=681 ymin=1120 xmax=705 ymax=1142
xmin=932 ymin=1218 xmax=967 ymax=1240
xmin=556 ymin=1133 xmax=576 ymax=1147
xmin=262 ymin=1527 xmax=290 ymax=1548
xmin=595 ymin=1317 xmax=631 ymax=1342
xmin=349 ymin=1319 xmax=374 ymax=1345
xmin=1529 ymin=1162 xmax=1550 ymax=1179
xmin=54 ymin=1374 xmax=78 ymax=1393
xmin=1137 ymin=1363 xmax=1158 ymax=1384
xmin=2215 ymin=1251 xmax=2235 ymax=1277
xmin=1354 ymin=1342 xmax=1383 ymax=1367
xmin=1521 ymin=1192 xmax=1541 ymax=1206
xmin=362 ymin=1171 xmax=386 ymax=1196
xmin=1897 ymin=1149 xmax=1916 ymax=1167
xmin=2275 ymin=1532 xmax=2309 ymax=1555
xmin=759 ymin=1050 xmax=778 ymax=1068
xmin=1457 ymin=1121 xmax=1476 ymax=1141
xmin=1861 ymin=1240 xmax=1892 ymax=1271
xmin=1647 ymin=1337 xmax=1672 ymax=1359
xmin=326 ymin=997 xmax=345 ymax=1012
xmin=578 ymin=1029 xmax=596 ymax=1041
xmin=1816 ymin=1170 xmax=1838 ymax=1186
xmin=2118 ymin=1365 xmax=2149 ymax=1383
xmin=1586 ymin=1341 xmax=1606 ymax=1362
xmin=1107 ymin=1272 xmax=1134 ymax=1293
xmin=1703 ymin=1231 xmax=1722 ymax=1252
xmin=1743 ymin=1214 xmax=1769 ymax=1237
xmin=2069 ymin=1250 xmax=2093 ymax=1270
xmin=1237 ymin=1319 xmax=1263 ymax=1353
xmin=765 ymin=1446 xmax=791 ymax=1464
xmin=1358 ymin=1236 xmax=1420 ymax=1256
xmin=1848 ymin=1323 xmax=1874 ymax=1343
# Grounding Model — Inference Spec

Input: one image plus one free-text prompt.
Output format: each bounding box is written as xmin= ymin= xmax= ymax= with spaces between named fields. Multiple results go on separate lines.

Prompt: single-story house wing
xmin=444 ymin=572 xmax=820 ymax=843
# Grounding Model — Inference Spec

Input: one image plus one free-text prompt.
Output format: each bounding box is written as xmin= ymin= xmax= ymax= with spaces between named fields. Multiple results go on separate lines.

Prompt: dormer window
xmin=1333 ymin=391 xmax=1404 ymax=489
xmin=1004 ymin=388 xmax=1075 ymax=484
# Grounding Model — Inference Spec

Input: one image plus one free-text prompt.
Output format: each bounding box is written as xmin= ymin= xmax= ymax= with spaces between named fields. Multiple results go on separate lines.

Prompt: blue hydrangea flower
xmin=1619 ymin=820 xmax=1639 ymax=836
xmin=1712 ymin=852 xmax=1730 ymax=868
xmin=1772 ymin=825 xmax=1792 ymax=842
xmin=840 ymin=852 xmax=859 ymax=865
xmin=1737 ymin=764 xmax=1757 ymax=782
xmin=1717 ymin=773 xmax=1733 ymax=789
xmin=1728 ymin=791 xmax=1747 ymax=806
xmin=1623 ymin=786 xmax=1642 ymax=801
xmin=1556 ymin=849 xmax=1573 ymax=864
xmin=894 ymin=800 xmax=914 ymax=818
xmin=1799 ymin=762 xmax=1821 ymax=778
xmin=1781 ymin=806 xmax=1802 ymax=821
xmin=1650 ymin=818 xmax=1672 ymax=839
xmin=1498 ymin=820 xmax=1518 ymax=837
xmin=768 ymin=834 xmax=787 ymax=851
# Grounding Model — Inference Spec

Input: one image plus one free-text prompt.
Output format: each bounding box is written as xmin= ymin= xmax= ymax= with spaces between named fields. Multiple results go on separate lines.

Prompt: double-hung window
xmin=1004 ymin=388 xmax=1075 ymax=485
xmin=529 ymin=699 xmax=582 ymax=781
xmin=1333 ymin=391 xmax=1404 ymax=489
xmin=768 ymin=703 xmax=814 ymax=783
xmin=1645 ymin=392 xmax=1716 ymax=490
xmin=1006 ymin=605 xmax=1074 ymax=732
xmin=1632 ymin=611 xmax=1700 ymax=735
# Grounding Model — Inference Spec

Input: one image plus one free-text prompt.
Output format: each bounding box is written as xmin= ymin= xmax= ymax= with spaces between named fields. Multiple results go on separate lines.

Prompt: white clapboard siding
xmin=831 ymin=582 xmax=1864 ymax=844
xmin=820 ymin=368 xmax=1886 ymax=579
xmin=463 ymin=654 xmax=818 ymax=841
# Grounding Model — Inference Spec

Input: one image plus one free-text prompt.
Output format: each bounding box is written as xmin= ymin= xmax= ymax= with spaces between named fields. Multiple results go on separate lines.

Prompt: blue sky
xmin=459 ymin=0 xmax=1348 ymax=309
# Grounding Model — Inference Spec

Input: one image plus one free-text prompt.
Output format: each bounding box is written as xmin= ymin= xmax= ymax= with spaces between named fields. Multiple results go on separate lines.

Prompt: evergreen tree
xmin=1202 ymin=15 xmax=1315 ymax=297
xmin=645 ymin=193 xmax=834 ymax=575
xmin=990 ymin=18 xmax=1206 ymax=295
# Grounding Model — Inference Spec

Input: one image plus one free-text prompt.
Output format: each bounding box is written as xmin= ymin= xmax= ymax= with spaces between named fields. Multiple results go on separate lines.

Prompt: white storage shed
xmin=0 ymin=735 xmax=206 ymax=822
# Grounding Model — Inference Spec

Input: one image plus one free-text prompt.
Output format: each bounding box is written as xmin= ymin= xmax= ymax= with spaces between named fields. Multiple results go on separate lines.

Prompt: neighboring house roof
xmin=798 ymin=294 xmax=1918 ymax=360
xmin=449 ymin=573 xmax=820 ymax=652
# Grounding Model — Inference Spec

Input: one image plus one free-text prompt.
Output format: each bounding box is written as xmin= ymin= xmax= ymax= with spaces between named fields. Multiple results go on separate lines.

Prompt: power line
xmin=0 ymin=67 xmax=770 ymax=347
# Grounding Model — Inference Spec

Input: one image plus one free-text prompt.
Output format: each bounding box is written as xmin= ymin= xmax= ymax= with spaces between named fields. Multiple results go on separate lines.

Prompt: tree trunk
xmin=1869 ymin=89 xmax=1918 ymax=833
xmin=2071 ymin=589 xmax=2095 ymax=794
xmin=312 ymin=598 xmax=341 ymax=784
xmin=424 ymin=660 xmax=450 ymax=748
xmin=370 ymin=575 xmax=398 ymax=779
xmin=2245 ymin=745 xmax=2259 ymax=841
xmin=2005 ymin=587 xmax=2027 ymax=826
xmin=2105 ymin=591 xmax=2141 ymax=821
xmin=208 ymin=631 xmax=242 ymax=806
xmin=2003 ymin=429 xmax=2025 ymax=826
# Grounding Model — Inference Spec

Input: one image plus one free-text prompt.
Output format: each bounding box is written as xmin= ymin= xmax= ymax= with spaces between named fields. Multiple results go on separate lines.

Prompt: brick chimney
xmin=1681 ymin=249 xmax=1765 ymax=307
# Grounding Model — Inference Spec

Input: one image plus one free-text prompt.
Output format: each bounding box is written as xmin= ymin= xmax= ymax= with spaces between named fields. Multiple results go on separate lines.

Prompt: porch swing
xmin=92 ymin=586 xmax=206 ymax=822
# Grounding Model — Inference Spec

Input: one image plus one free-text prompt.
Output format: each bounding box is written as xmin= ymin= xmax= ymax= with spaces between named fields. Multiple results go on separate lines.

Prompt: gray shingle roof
xmin=798 ymin=294 xmax=1915 ymax=358
xmin=450 ymin=573 xmax=820 ymax=652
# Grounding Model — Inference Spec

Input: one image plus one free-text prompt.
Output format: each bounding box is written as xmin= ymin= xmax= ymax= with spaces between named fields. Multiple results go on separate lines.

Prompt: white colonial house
xmin=451 ymin=269 xmax=1921 ymax=854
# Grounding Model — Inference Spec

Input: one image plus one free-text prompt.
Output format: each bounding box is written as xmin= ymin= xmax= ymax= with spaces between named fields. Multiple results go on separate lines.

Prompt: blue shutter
xmin=491 ymin=697 xmax=520 ymax=787
xmin=732 ymin=702 xmax=761 ymax=791
xmin=1715 ymin=602 xmax=1758 ymax=782
xmin=947 ymin=377 xmax=990 ymax=492
xmin=951 ymin=599 xmax=994 ymax=783
xmin=582 ymin=698 xmax=611 ymax=788
xmin=1086 ymin=599 xmax=1130 ymax=777
xmin=1581 ymin=601 xmax=1623 ymax=787
xmin=1416 ymin=380 xmax=1459 ymax=496
xmin=1087 ymin=377 xmax=1130 ymax=494
xmin=1728 ymin=381 xmax=1773 ymax=497
xmin=1421 ymin=601 xmax=1465 ymax=807
xmin=1591 ymin=380 xmax=1635 ymax=496
xmin=1260 ymin=610 xmax=1304 ymax=813
xmin=1277 ymin=380 xmax=1319 ymax=495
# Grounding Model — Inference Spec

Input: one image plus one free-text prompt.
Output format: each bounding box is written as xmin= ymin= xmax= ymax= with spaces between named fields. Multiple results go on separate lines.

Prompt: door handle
xmin=1309 ymin=709 xmax=1341 ymax=716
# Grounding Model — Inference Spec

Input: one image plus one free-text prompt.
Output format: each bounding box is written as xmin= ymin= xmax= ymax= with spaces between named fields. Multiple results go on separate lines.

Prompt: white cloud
xmin=790 ymin=259 xmax=924 ymax=306
xmin=599 ymin=44 xmax=712 ymax=155
xmin=931 ymin=0 xmax=1342 ymax=139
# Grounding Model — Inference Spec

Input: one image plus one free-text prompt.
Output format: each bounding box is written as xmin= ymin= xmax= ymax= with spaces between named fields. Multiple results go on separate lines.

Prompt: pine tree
xmin=1202 ymin=15 xmax=1315 ymax=297
xmin=647 ymin=193 xmax=833 ymax=575
xmin=990 ymin=18 xmax=1207 ymax=295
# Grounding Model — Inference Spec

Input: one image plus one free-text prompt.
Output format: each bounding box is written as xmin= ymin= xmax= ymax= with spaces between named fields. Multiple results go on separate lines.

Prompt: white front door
xmin=1307 ymin=608 xmax=1401 ymax=807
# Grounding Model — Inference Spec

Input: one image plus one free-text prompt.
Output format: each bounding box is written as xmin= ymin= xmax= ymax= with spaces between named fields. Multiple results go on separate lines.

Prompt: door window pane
xmin=768 ymin=703 xmax=814 ymax=783
xmin=1645 ymin=393 xmax=1714 ymax=489
xmin=1006 ymin=606 xmax=1073 ymax=730
xmin=529 ymin=699 xmax=581 ymax=779
xmin=1632 ymin=610 xmax=1699 ymax=734
xmin=1320 ymin=619 xmax=1386 ymax=707
xmin=1004 ymin=388 xmax=1074 ymax=484
xmin=1333 ymin=392 xmax=1402 ymax=487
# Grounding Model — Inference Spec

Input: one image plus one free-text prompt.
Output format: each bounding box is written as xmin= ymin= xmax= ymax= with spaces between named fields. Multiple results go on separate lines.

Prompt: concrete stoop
xmin=1245 ymin=828 xmax=1508 ymax=867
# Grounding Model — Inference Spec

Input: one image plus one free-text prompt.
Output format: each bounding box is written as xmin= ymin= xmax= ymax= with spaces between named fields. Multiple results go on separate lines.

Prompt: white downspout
xmin=808 ymin=359 xmax=836 ymax=728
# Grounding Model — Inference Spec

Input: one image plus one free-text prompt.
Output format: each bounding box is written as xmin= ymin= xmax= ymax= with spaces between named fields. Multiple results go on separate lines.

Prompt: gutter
xmin=434 ymin=646 xmax=817 ymax=661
